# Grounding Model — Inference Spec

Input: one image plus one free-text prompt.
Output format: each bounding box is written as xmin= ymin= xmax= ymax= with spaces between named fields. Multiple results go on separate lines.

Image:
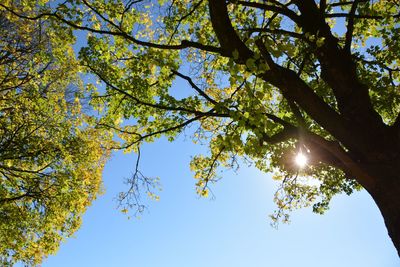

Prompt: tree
xmin=0 ymin=3 xmax=111 ymax=266
xmin=3 ymin=0 xmax=400 ymax=256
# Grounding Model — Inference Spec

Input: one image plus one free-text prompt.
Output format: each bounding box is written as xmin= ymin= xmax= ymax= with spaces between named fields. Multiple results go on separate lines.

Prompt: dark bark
xmin=363 ymin=161 xmax=400 ymax=257
xmin=374 ymin=185 xmax=400 ymax=257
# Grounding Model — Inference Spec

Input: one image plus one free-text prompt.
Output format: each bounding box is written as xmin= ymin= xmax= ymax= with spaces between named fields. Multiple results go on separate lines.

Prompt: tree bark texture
xmin=365 ymin=164 xmax=400 ymax=256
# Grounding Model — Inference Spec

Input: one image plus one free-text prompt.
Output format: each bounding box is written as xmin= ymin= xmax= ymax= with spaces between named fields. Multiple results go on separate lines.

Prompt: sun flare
xmin=295 ymin=153 xmax=308 ymax=168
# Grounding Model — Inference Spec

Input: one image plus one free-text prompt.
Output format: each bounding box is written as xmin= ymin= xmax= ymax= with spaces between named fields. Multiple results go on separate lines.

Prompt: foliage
xmin=7 ymin=0 xmax=396 ymax=219
xmin=2 ymin=0 xmax=400 ymax=258
xmin=0 ymin=3 xmax=111 ymax=266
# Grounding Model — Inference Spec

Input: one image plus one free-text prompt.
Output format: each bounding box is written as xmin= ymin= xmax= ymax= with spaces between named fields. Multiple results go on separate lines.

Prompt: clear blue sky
xmin=41 ymin=134 xmax=399 ymax=267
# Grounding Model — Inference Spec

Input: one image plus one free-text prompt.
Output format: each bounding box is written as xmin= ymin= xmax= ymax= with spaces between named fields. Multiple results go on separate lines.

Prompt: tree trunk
xmin=365 ymin=165 xmax=400 ymax=256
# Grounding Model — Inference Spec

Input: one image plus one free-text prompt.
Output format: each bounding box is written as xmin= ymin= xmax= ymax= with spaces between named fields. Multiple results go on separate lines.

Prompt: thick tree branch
xmin=320 ymin=0 xmax=327 ymax=12
xmin=292 ymin=0 xmax=386 ymax=148
xmin=208 ymin=0 xmax=253 ymax=61
xmin=254 ymin=39 xmax=362 ymax=153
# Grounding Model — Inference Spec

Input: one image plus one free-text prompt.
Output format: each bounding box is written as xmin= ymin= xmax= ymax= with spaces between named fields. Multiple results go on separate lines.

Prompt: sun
xmin=295 ymin=152 xmax=308 ymax=168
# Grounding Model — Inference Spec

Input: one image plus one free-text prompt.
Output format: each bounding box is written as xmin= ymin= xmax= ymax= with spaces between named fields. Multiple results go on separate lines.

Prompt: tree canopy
xmin=0 ymin=3 xmax=111 ymax=266
xmin=1 ymin=0 xmax=400 ymax=262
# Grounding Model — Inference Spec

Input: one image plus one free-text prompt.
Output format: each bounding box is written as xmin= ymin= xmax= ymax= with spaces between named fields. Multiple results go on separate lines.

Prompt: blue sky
xmin=41 ymin=134 xmax=400 ymax=267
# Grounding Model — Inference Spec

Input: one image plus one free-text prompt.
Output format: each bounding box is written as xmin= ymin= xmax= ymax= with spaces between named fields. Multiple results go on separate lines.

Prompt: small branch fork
xmin=117 ymin=146 xmax=159 ymax=215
